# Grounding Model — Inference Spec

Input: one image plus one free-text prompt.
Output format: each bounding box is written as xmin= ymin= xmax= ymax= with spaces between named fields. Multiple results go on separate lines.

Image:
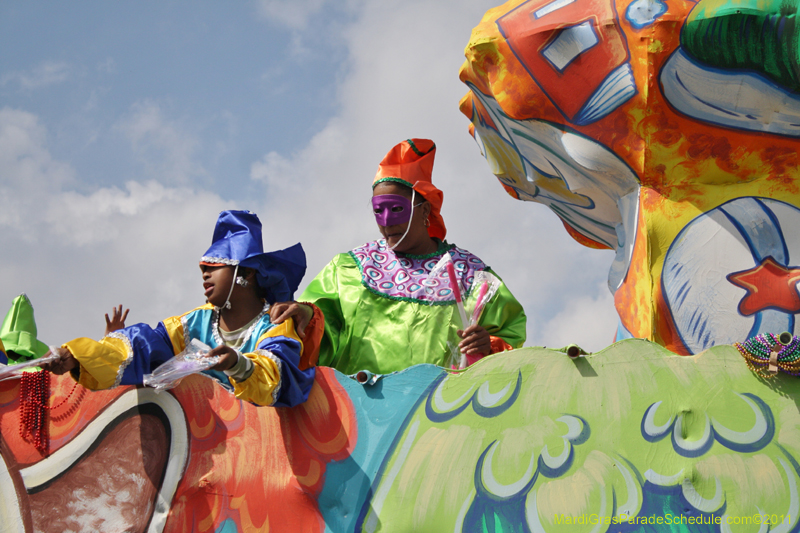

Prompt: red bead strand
xmin=18 ymin=370 xmax=80 ymax=455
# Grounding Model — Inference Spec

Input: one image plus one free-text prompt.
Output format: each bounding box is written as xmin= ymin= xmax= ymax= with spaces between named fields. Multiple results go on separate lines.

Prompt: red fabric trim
xmin=298 ymin=304 xmax=323 ymax=370
xmin=412 ymin=181 xmax=446 ymax=240
xmin=489 ymin=336 xmax=513 ymax=354
xmin=463 ymin=336 xmax=513 ymax=367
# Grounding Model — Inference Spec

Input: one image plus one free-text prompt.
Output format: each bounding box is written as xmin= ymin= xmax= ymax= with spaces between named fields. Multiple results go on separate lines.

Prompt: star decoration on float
xmin=727 ymin=257 xmax=800 ymax=316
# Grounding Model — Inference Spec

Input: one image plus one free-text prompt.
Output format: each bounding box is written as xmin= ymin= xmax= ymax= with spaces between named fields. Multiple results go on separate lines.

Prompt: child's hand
xmin=105 ymin=305 xmax=129 ymax=335
xmin=269 ymin=301 xmax=314 ymax=338
xmin=40 ymin=347 xmax=78 ymax=375
xmin=206 ymin=345 xmax=238 ymax=372
xmin=457 ymin=324 xmax=492 ymax=356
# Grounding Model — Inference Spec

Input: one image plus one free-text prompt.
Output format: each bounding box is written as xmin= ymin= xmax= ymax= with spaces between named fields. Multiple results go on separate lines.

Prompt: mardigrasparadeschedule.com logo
xmin=553 ymin=513 xmax=792 ymax=527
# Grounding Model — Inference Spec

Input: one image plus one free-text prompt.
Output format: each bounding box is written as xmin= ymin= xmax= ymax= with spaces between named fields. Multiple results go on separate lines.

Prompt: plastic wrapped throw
xmin=143 ymin=339 xmax=219 ymax=391
xmin=427 ymin=255 xmax=503 ymax=370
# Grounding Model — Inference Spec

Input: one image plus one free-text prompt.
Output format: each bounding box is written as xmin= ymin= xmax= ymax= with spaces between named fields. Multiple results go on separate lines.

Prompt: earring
xmin=424 ymin=217 xmax=430 ymax=227
xmin=235 ymin=276 xmax=249 ymax=287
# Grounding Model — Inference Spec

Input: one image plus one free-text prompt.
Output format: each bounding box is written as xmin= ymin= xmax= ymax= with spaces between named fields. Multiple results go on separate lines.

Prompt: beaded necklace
xmin=19 ymin=370 xmax=80 ymax=454
xmin=211 ymin=301 xmax=270 ymax=349
xmin=735 ymin=333 xmax=800 ymax=378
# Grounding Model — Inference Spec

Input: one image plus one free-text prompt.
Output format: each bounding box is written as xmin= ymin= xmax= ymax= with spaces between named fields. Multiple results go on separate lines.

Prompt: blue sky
xmin=0 ymin=0 xmax=617 ymax=351
xmin=1 ymin=1 xmax=349 ymax=196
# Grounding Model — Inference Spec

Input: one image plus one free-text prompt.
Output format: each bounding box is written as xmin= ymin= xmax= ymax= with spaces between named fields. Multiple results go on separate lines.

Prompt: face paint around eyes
xmin=371 ymin=194 xmax=412 ymax=227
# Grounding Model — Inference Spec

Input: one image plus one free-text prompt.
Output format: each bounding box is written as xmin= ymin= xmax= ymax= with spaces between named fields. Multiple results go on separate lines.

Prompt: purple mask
xmin=372 ymin=194 xmax=412 ymax=227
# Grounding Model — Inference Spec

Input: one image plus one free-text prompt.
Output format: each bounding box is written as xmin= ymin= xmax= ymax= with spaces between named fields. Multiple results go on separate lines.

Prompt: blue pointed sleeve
xmin=116 ymin=322 xmax=177 ymax=385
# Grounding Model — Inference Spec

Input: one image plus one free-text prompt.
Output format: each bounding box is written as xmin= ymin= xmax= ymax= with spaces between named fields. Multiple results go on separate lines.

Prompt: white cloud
xmin=0 ymin=108 xmax=72 ymax=189
xmin=115 ymin=101 xmax=208 ymax=185
xmin=250 ymin=151 xmax=292 ymax=187
xmin=536 ymin=283 xmax=619 ymax=352
xmin=46 ymin=181 xmax=192 ymax=246
xmin=0 ymin=107 xmax=74 ymax=239
xmin=0 ymin=107 xmax=232 ymax=344
xmin=1 ymin=61 xmax=71 ymax=90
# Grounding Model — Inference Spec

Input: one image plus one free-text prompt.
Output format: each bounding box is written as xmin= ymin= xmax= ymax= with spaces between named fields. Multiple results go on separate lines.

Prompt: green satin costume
xmin=300 ymin=240 xmax=527 ymax=375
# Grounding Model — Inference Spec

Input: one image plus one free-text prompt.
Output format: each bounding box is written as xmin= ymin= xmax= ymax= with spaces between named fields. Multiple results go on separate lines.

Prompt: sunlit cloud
xmin=115 ymin=100 xmax=208 ymax=186
xmin=0 ymin=105 xmax=232 ymax=342
xmin=537 ymin=282 xmax=618 ymax=351
xmin=0 ymin=107 xmax=73 ymax=239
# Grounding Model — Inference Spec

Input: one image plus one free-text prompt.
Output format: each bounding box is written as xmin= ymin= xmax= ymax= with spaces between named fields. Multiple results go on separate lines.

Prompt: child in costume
xmin=44 ymin=210 xmax=323 ymax=407
xmin=0 ymin=294 xmax=49 ymax=364
xmin=278 ymin=139 xmax=526 ymax=375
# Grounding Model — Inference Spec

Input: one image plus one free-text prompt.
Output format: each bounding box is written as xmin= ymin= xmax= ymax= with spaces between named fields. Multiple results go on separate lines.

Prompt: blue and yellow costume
xmin=62 ymin=210 xmax=322 ymax=407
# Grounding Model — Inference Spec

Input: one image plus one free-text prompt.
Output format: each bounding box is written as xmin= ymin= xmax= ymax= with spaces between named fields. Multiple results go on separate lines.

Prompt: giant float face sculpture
xmin=459 ymin=0 xmax=800 ymax=354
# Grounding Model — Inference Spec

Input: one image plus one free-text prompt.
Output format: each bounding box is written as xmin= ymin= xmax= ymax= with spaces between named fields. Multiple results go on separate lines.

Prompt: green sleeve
xmin=478 ymin=268 xmax=527 ymax=349
xmin=299 ymin=256 xmax=346 ymax=368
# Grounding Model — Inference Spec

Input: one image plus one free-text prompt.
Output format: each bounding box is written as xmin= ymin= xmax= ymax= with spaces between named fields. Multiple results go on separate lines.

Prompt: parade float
xmin=2 ymin=0 xmax=800 ymax=530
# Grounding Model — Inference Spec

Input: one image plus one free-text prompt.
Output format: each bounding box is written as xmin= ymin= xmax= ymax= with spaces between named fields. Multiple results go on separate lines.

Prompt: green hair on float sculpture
xmin=683 ymin=0 xmax=800 ymax=92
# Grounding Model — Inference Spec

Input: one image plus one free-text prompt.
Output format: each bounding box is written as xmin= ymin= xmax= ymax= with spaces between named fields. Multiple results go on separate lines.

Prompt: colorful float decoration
xmin=4 ymin=0 xmax=800 ymax=531
xmin=459 ymin=0 xmax=800 ymax=354
xmin=5 ymin=344 xmax=800 ymax=532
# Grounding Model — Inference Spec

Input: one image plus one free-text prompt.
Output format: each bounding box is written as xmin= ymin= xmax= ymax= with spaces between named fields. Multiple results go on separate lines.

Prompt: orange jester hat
xmin=372 ymin=138 xmax=446 ymax=240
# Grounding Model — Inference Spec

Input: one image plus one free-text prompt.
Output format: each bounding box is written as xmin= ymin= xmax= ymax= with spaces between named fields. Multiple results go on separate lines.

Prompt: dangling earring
xmin=235 ymin=276 xmax=249 ymax=287
xmin=424 ymin=216 xmax=430 ymax=227
xmin=222 ymin=264 xmax=239 ymax=309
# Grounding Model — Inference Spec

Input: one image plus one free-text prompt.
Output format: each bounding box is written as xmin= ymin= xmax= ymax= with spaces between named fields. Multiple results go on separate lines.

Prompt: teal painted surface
xmin=318 ymin=365 xmax=445 ymax=532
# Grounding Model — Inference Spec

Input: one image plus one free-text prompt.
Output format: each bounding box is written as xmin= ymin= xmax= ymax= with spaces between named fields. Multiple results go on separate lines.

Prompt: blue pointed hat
xmin=201 ymin=210 xmax=306 ymax=303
